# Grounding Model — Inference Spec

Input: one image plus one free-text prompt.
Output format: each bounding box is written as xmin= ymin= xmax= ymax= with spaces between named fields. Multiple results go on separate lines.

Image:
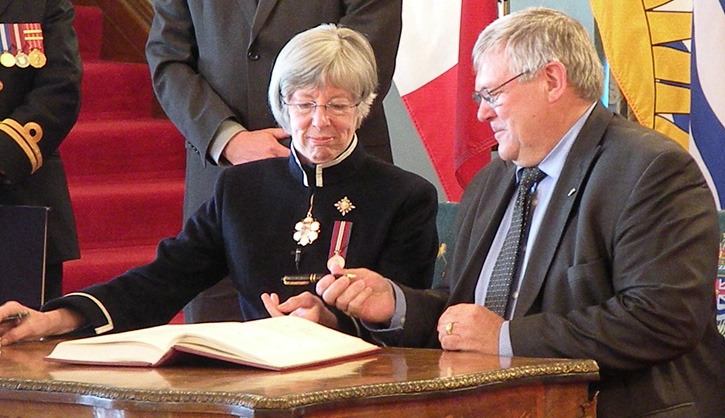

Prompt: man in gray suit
xmin=304 ymin=8 xmax=725 ymax=418
xmin=146 ymin=0 xmax=401 ymax=323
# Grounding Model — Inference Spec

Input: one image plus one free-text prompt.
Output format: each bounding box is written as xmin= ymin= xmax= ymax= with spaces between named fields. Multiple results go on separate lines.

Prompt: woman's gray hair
xmin=473 ymin=7 xmax=603 ymax=102
xmin=268 ymin=23 xmax=378 ymax=132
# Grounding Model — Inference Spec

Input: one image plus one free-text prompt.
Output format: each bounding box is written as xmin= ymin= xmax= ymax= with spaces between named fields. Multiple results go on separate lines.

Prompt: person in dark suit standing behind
xmin=146 ymin=0 xmax=402 ymax=323
xmin=308 ymin=8 xmax=725 ymax=418
xmin=0 ymin=0 xmax=81 ymax=301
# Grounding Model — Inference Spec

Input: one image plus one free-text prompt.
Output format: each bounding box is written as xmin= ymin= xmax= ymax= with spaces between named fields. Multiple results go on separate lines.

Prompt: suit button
xmin=0 ymin=80 xmax=3 ymax=91
xmin=247 ymin=51 xmax=259 ymax=61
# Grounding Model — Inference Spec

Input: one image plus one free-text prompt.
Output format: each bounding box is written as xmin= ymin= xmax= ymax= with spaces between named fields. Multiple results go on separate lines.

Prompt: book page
xmin=47 ymin=340 xmax=167 ymax=365
xmin=46 ymin=317 xmax=379 ymax=369
xmin=175 ymin=316 xmax=379 ymax=369
xmin=46 ymin=324 xmax=201 ymax=365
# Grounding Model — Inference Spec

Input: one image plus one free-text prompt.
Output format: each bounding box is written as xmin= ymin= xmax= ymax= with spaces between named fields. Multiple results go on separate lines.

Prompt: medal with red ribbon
xmin=11 ymin=23 xmax=29 ymax=68
xmin=23 ymin=23 xmax=46 ymax=68
xmin=327 ymin=220 xmax=352 ymax=270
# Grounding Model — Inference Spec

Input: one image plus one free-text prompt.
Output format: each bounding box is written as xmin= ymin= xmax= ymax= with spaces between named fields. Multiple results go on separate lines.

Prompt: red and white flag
xmin=394 ymin=0 xmax=498 ymax=201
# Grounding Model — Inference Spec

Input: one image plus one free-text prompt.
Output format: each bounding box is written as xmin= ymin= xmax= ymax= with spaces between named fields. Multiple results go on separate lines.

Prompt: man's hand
xmin=437 ymin=304 xmax=504 ymax=354
xmin=0 ymin=301 xmax=84 ymax=346
xmin=261 ymin=292 xmax=338 ymax=329
xmin=222 ymin=128 xmax=290 ymax=164
xmin=316 ymin=267 xmax=396 ymax=325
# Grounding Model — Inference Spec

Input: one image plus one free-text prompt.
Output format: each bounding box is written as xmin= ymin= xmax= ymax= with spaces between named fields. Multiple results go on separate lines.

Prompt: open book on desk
xmin=45 ymin=316 xmax=381 ymax=371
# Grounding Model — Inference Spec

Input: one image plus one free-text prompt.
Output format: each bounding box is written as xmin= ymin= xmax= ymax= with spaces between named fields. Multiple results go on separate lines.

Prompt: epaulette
xmin=0 ymin=118 xmax=44 ymax=173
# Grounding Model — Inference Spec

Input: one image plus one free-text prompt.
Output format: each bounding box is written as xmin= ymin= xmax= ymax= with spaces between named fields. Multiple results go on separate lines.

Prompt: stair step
xmin=63 ymin=245 xmax=158 ymax=293
xmin=63 ymin=245 xmax=185 ymax=324
xmin=63 ymin=6 xmax=186 ymax=320
xmin=70 ymin=179 xmax=184 ymax=250
xmin=79 ymin=61 xmax=154 ymax=120
xmin=62 ymin=118 xmax=186 ymax=183
xmin=73 ymin=5 xmax=103 ymax=62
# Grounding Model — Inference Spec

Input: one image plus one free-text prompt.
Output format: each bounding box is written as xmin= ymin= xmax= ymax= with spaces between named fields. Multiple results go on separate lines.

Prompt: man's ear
xmin=542 ymin=61 xmax=568 ymax=103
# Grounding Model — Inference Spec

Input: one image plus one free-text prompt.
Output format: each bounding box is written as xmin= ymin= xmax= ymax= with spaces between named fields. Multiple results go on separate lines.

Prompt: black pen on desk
xmin=1 ymin=311 xmax=29 ymax=324
xmin=282 ymin=273 xmax=356 ymax=286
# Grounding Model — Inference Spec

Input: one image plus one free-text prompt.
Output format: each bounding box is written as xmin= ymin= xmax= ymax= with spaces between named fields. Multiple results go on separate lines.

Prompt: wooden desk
xmin=0 ymin=340 xmax=598 ymax=417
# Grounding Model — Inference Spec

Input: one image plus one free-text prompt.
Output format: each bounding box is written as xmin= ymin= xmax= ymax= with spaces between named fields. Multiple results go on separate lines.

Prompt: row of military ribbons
xmin=0 ymin=23 xmax=46 ymax=68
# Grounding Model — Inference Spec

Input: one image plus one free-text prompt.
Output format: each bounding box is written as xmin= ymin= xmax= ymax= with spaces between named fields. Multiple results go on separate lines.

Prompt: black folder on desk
xmin=0 ymin=205 xmax=49 ymax=309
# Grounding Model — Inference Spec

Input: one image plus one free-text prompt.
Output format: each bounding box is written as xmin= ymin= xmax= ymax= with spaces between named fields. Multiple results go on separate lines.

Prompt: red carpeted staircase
xmin=60 ymin=6 xmax=186 ymax=323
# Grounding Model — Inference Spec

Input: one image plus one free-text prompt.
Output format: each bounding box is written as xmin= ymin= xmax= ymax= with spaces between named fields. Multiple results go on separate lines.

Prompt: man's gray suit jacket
xmin=398 ymin=103 xmax=725 ymax=418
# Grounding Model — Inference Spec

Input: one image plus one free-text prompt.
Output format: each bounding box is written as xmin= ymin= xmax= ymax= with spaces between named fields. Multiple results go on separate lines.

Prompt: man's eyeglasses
xmin=472 ymin=71 xmax=528 ymax=107
xmin=282 ymin=100 xmax=359 ymax=117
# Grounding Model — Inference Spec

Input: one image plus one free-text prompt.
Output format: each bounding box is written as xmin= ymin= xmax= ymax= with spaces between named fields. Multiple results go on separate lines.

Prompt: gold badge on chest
xmin=334 ymin=196 xmax=355 ymax=216
xmin=0 ymin=51 xmax=15 ymax=68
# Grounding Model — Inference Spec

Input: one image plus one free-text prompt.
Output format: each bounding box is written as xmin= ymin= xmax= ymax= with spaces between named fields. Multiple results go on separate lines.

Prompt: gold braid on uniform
xmin=0 ymin=118 xmax=44 ymax=173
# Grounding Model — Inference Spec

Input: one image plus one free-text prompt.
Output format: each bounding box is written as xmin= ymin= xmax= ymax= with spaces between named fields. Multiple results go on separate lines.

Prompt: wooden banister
xmin=72 ymin=0 xmax=153 ymax=63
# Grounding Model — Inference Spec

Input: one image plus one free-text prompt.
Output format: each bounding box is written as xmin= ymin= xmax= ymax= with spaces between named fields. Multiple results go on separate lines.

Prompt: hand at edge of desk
xmin=0 ymin=301 xmax=83 ymax=346
xmin=437 ymin=304 xmax=504 ymax=355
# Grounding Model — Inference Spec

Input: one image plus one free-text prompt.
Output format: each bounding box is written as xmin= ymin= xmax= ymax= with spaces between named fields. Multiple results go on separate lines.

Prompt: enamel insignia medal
xmin=293 ymin=195 xmax=320 ymax=246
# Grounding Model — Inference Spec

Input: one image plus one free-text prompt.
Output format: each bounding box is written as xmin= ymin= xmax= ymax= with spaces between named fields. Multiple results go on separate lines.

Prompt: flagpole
xmin=499 ymin=0 xmax=510 ymax=16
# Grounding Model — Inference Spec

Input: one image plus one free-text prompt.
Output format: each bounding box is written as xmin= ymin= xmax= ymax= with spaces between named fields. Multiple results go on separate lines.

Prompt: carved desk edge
xmin=0 ymin=358 xmax=598 ymax=411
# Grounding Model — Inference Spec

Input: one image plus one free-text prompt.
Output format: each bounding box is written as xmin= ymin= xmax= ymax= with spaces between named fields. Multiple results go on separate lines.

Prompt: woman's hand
xmin=261 ymin=291 xmax=339 ymax=329
xmin=0 ymin=301 xmax=85 ymax=346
